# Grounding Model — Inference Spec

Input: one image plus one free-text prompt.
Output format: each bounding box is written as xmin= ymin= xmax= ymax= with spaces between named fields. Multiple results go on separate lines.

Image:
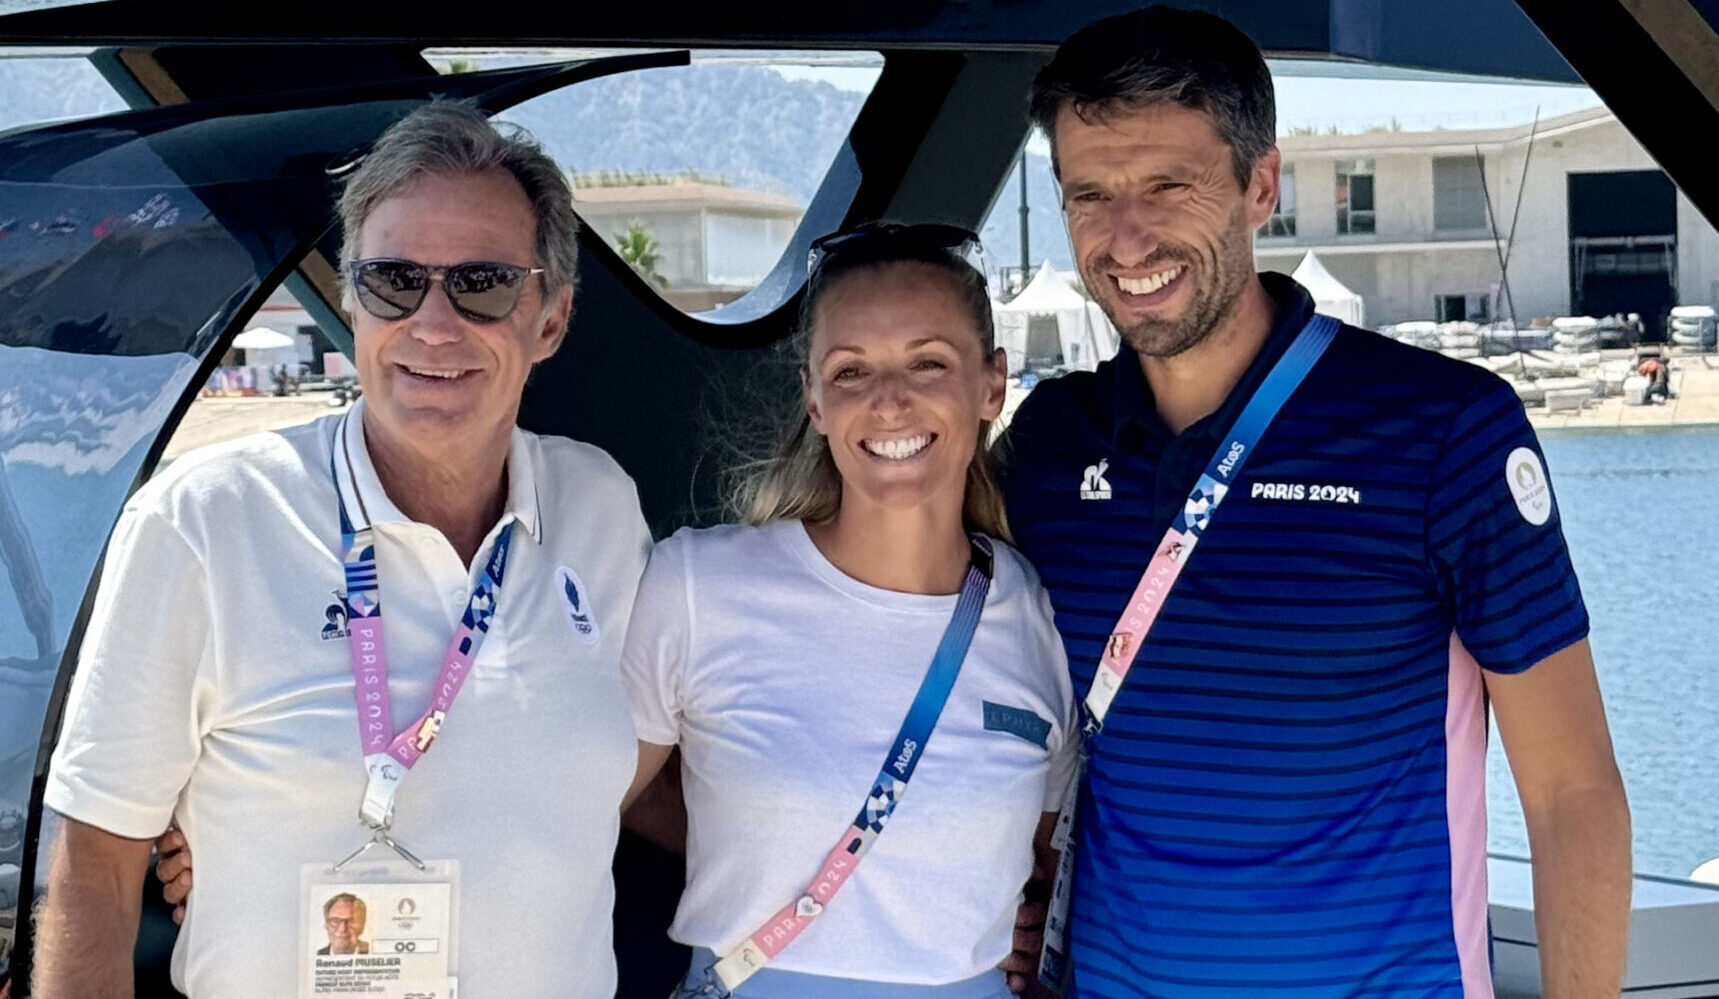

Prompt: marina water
xmin=1486 ymin=425 xmax=1719 ymax=878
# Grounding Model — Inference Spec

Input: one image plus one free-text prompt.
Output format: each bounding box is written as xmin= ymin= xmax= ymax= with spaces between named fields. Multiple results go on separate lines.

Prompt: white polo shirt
xmin=46 ymin=401 xmax=652 ymax=999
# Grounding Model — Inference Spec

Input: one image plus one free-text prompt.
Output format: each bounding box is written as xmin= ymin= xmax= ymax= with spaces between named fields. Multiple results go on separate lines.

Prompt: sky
xmin=771 ymin=63 xmax=1604 ymax=136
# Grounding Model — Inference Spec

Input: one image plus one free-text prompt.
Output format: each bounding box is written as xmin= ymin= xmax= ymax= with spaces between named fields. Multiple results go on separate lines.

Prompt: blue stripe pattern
xmin=998 ymin=276 xmax=1587 ymax=999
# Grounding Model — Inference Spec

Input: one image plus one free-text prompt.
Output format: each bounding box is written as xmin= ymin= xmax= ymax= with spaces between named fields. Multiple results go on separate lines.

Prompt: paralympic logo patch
xmin=556 ymin=565 xmax=601 ymax=644
xmin=1505 ymin=446 xmax=1553 ymax=526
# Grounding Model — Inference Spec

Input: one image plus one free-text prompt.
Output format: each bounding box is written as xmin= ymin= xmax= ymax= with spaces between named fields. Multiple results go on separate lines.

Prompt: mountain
xmin=497 ymin=64 xmax=862 ymax=203
xmin=0 ymin=57 xmax=1074 ymax=269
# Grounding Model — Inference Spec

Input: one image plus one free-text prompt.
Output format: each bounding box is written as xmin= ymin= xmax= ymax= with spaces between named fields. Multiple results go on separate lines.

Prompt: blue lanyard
xmin=1077 ymin=314 xmax=1339 ymax=737
xmin=1041 ymin=314 xmax=1338 ymax=990
xmin=689 ymin=534 xmax=996 ymax=996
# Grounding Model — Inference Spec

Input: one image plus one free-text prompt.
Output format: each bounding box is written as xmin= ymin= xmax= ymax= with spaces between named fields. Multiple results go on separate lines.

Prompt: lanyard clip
xmin=1078 ymin=705 xmax=1103 ymax=740
xmin=360 ymin=756 xmax=404 ymax=830
xmin=332 ymin=827 xmax=428 ymax=873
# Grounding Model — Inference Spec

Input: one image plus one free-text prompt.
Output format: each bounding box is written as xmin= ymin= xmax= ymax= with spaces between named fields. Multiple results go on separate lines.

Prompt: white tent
xmin=1291 ymin=251 xmax=1365 ymax=328
xmin=992 ymin=261 xmax=1120 ymax=374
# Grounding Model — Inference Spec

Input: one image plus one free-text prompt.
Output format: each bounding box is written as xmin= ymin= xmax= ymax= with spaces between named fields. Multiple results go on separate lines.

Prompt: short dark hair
xmin=1029 ymin=5 xmax=1276 ymax=187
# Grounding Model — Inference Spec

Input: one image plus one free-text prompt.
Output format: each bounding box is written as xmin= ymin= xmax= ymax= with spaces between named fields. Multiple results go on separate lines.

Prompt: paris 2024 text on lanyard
xmin=674 ymin=536 xmax=996 ymax=999
xmin=1039 ymin=315 xmax=1338 ymax=990
xmin=299 ymin=411 xmax=513 ymax=999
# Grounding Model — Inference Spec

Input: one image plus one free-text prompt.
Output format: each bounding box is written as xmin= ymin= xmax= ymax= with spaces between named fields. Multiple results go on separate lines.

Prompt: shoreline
xmin=168 ymin=354 xmax=1719 ymax=467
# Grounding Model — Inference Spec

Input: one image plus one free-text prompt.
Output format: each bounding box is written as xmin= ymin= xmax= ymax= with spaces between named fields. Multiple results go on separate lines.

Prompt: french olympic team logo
xmin=556 ymin=565 xmax=601 ymax=645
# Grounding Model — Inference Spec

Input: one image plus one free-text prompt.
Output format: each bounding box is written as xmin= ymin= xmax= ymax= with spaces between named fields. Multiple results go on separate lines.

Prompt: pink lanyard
xmin=334 ymin=414 xmax=514 ymax=832
xmin=1039 ymin=315 xmax=1338 ymax=988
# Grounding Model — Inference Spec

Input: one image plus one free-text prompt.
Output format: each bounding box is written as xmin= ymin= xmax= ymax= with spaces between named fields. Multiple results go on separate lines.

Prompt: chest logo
xmin=556 ymin=565 xmax=601 ymax=645
xmin=1080 ymin=458 xmax=1113 ymax=501
xmin=1248 ymin=482 xmax=1364 ymax=504
xmin=1505 ymin=446 xmax=1553 ymax=526
xmin=320 ymin=595 xmax=350 ymax=642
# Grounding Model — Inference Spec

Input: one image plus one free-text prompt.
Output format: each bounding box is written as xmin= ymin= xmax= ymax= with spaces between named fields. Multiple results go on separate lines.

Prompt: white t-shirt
xmin=622 ymin=519 xmax=1077 ymax=985
xmin=46 ymin=401 xmax=652 ymax=999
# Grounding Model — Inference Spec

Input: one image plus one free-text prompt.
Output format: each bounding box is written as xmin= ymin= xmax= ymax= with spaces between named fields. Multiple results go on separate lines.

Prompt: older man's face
xmin=1054 ymin=102 xmax=1279 ymax=358
xmin=349 ymin=169 xmax=570 ymax=455
xmin=325 ymin=898 xmax=364 ymax=954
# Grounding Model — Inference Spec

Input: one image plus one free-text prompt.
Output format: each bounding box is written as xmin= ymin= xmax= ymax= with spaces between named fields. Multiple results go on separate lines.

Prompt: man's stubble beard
xmin=1086 ymin=202 xmax=1256 ymax=360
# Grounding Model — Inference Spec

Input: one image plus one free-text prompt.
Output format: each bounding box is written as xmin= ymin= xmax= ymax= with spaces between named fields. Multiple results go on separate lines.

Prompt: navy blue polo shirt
xmin=999 ymin=274 xmax=1588 ymax=999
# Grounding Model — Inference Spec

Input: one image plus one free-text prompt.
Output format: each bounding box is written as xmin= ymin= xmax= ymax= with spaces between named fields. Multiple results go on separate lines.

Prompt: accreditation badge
xmin=1039 ymin=752 xmax=1084 ymax=994
xmin=300 ymin=858 xmax=460 ymax=999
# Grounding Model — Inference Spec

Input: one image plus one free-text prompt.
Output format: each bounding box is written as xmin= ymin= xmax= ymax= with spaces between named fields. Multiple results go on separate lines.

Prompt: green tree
xmin=443 ymin=58 xmax=480 ymax=75
xmin=615 ymin=221 xmax=668 ymax=288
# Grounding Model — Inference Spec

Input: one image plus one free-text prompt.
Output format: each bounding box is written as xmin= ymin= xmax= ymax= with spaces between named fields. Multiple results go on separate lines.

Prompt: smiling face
xmin=325 ymin=898 xmax=364 ymax=953
xmin=348 ymin=168 xmax=571 ymax=458
xmin=1055 ymin=101 xmax=1279 ymax=358
xmin=804 ymin=262 xmax=1006 ymax=519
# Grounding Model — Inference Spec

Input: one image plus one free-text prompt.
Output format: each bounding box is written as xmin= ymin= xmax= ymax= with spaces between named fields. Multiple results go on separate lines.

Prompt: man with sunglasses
xmin=999 ymin=8 xmax=1630 ymax=999
xmin=35 ymin=102 xmax=652 ymax=999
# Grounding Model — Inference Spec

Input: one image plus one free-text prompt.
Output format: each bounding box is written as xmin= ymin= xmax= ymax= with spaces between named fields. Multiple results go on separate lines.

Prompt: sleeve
xmin=44 ymin=504 xmax=211 ymax=838
xmin=1024 ymin=567 xmax=1081 ymax=812
xmin=1426 ymin=378 xmax=1589 ymax=674
xmin=617 ymin=532 xmax=694 ymax=746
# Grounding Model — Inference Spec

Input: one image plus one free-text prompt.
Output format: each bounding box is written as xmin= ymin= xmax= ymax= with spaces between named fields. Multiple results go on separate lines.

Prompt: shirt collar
xmin=1106 ymin=271 xmax=1318 ymax=447
xmin=333 ymin=397 xmax=543 ymax=542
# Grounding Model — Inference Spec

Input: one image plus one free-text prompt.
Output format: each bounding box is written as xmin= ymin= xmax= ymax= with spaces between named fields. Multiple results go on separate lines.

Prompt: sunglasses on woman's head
xmin=806 ymin=222 xmax=980 ymax=276
xmin=347 ymin=258 xmax=544 ymax=323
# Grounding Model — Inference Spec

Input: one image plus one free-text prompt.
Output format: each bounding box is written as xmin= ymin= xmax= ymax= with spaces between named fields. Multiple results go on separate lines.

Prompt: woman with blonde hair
xmin=625 ymin=223 xmax=1075 ymax=999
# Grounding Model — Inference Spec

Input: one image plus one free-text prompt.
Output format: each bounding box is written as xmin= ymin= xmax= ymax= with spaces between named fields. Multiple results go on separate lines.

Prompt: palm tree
xmin=615 ymin=221 xmax=668 ymax=288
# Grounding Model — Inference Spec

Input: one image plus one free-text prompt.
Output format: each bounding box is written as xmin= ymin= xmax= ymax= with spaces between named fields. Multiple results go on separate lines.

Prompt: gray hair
xmin=337 ymin=101 xmax=579 ymax=298
xmin=1029 ymin=5 xmax=1276 ymax=188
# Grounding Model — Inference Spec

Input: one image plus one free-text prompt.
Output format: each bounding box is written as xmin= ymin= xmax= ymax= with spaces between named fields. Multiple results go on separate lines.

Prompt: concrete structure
xmin=1256 ymin=108 xmax=1719 ymax=337
xmin=571 ymin=180 xmax=802 ymax=312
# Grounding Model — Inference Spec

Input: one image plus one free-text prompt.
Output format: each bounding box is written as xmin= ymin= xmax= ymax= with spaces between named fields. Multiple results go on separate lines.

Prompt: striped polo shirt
xmin=998 ymin=274 xmax=1587 ymax=999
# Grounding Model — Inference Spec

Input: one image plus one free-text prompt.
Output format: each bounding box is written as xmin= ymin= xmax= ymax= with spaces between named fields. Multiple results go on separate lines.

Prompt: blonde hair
xmin=732 ymin=246 xmax=1011 ymax=542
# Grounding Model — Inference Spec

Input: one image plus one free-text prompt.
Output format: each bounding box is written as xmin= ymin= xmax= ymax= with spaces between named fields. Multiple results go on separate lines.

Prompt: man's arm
xmin=1487 ymin=638 xmax=1631 ymax=999
xmin=620 ymin=741 xmax=684 ymax=854
xmin=33 ymin=817 xmax=157 ymax=999
xmin=1001 ymin=811 xmax=1061 ymax=996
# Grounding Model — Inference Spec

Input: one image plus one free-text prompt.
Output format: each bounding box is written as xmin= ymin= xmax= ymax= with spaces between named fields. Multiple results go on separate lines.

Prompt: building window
xmin=1262 ymin=164 xmax=1296 ymax=237
xmin=1435 ymin=292 xmax=1491 ymax=323
xmin=1433 ymin=156 xmax=1488 ymax=230
xmin=1335 ymin=158 xmax=1375 ymax=234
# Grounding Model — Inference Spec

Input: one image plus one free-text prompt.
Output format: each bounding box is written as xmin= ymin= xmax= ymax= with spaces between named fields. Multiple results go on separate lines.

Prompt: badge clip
xmin=333 ymin=828 xmax=427 ymax=873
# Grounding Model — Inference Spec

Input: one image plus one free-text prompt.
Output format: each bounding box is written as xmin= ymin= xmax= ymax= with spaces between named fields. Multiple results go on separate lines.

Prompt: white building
xmin=571 ymin=179 xmax=802 ymax=312
xmin=1256 ymin=107 xmax=1719 ymax=338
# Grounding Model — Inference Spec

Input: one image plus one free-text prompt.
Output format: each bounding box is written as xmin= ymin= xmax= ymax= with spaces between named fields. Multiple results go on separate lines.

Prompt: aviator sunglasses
xmin=347 ymin=258 xmax=545 ymax=323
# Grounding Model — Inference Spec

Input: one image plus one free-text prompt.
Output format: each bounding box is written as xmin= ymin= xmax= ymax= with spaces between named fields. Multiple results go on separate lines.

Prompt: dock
xmin=1528 ymin=354 xmax=1719 ymax=431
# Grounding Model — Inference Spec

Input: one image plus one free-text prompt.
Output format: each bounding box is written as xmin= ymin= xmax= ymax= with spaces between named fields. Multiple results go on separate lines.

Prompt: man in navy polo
xmin=1000 ymin=8 xmax=1631 ymax=998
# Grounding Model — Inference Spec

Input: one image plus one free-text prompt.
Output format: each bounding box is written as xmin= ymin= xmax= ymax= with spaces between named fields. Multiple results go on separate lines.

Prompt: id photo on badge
xmin=300 ymin=859 xmax=459 ymax=999
xmin=316 ymin=891 xmax=373 ymax=956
